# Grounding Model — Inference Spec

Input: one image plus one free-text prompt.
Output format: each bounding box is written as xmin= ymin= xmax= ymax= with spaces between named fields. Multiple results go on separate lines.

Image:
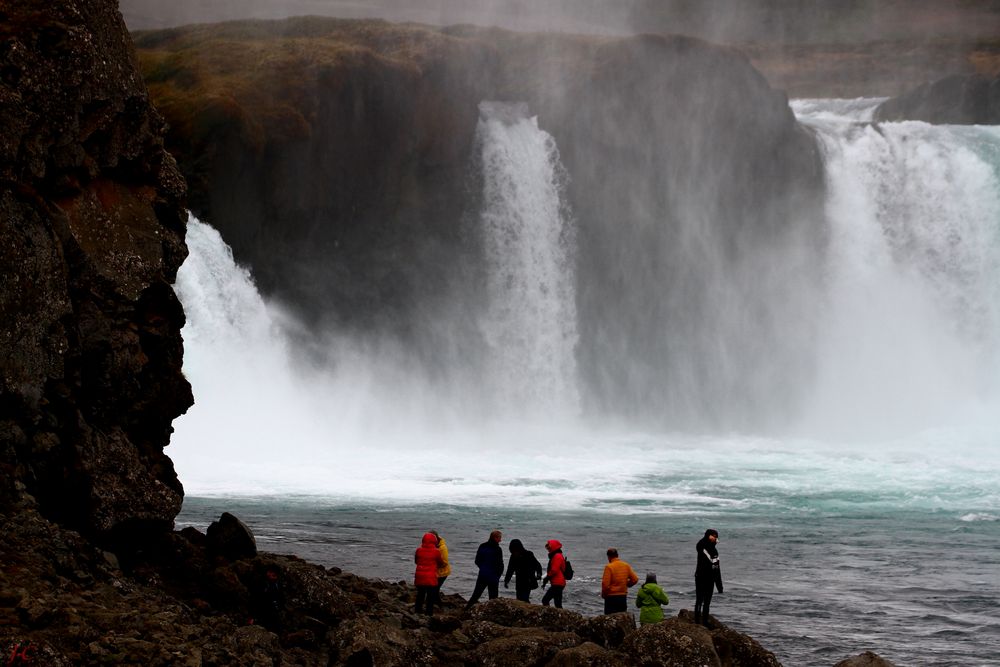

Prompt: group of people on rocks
xmin=413 ymin=528 xmax=724 ymax=626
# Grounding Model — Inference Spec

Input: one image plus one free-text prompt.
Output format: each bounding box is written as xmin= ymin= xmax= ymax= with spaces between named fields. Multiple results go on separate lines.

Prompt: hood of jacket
xmin=546 ymin=539 xmax=562 ymax=552
xmin=422 ymin=532 xmax=438 ymax=548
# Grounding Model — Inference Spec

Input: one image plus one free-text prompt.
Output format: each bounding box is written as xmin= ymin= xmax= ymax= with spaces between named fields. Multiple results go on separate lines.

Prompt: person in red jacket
xmin=414 ymin=532 xmax=446 ymax=615
xmin=541 ymin=539 xmax=567 ymax=608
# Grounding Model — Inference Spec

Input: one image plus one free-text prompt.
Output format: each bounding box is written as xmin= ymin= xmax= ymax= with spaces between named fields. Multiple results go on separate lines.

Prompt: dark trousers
xmin=694 ymin=580 xmax=715 ymax=623
xmin=436 ymin=575 xmax=447 ymax=605
xmin=415 ymin=585 xmax=437 ymax=615
xmin=466 ymin=575 xmax=499 ymax=608
xmin=604 ymin=595 xmax=627 ymax=614
xmin=541 ymin=584 xmax=564 ymax=608
xmin=515 ymin=583 xmax=534 ymax=602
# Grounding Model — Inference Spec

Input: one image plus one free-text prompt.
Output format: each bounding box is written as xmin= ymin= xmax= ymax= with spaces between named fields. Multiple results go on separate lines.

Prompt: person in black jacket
xmin=694 ymin=528 xmax=724 ymax=627
xmin=465 ymin=530 xmax=504 ymax=609
xmin=503 ymin=539 xmax=543 ymax=602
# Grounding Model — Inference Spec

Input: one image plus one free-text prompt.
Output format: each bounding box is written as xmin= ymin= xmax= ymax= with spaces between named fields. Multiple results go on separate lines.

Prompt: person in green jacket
xmin=635 ymin=572 xmax=670 ymax=625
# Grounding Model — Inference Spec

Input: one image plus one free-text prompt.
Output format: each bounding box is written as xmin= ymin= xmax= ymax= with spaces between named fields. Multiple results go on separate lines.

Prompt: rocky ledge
xmin=875 ymin=73 xmax=1000 ymax=124
xmin=0 ymin=506 xmax=898 ymax=666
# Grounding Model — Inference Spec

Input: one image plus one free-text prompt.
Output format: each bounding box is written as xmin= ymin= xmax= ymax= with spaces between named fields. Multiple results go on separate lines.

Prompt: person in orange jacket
xmin=541 ymin=539 xmax=567 ymax=608
xmin=601 ymin=547 xmax=639 ymax=614
xmin=414 ymin=532 xmax=446 ymax=615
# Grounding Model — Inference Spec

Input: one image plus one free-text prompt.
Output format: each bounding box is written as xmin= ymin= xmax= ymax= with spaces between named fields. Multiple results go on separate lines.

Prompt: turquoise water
xmin=178 ymin=495 xmax=1000 ymax=666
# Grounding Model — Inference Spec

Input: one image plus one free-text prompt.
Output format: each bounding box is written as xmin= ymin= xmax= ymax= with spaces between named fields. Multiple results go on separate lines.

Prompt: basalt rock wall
xmin=0 ymin=0 xmax=191 ymax=535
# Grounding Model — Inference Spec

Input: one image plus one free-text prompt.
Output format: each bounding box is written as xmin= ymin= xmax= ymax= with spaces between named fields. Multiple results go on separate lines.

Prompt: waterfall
xmin=794 ymin=99 xmax=1000 ymax=437
xmin=474 ymin=101 xmax=580 ymax=417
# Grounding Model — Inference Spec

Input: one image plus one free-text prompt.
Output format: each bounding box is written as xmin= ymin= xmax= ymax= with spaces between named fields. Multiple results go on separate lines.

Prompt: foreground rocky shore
xmin=0 ymin=504 xmax=899 ymax=666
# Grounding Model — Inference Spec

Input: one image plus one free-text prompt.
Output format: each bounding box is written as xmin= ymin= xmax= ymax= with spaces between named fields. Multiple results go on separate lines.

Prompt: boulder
xmin=331 ymin=617 xmax=429 ymax=666
xmin=579 ymin=612 xmax=636 ymax=649
xmin=468 ymin=598 xmax=586 ymax=633
xmin=710 ymin=623 xmax=782 ymax=667
xmin=834 ymin=651 xmax=898 ymax=667
xmin=473 ymin=630 xmax=582 ymax=667
xmin=206 ymin=513 xmax=257 ymax=561
xmin=549 ymin=641 xmax=628 ymax=666
xmin=619 ymin=617 xmax=721 ymax=667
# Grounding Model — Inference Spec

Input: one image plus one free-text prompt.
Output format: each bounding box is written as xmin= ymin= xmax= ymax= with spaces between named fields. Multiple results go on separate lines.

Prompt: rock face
xmin=875 ymin=74 xmax=1000 ymax=124
xmin=136 ymin=18 xmax=825 ymax=430
xmin=0 ymin=0 xmax=191 ymax=534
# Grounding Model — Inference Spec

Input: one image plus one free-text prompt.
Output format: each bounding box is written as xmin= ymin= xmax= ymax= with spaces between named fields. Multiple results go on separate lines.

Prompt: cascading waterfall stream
xmin=793 ymin=99 xmax=1000 ymax=438
xmin=475 ymin=102 xmax=580 ymax=418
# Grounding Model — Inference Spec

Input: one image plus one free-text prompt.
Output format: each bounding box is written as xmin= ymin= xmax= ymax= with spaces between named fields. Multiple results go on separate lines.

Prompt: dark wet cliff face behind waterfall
xmin=554 ymin=38 xmax=825 ymax=430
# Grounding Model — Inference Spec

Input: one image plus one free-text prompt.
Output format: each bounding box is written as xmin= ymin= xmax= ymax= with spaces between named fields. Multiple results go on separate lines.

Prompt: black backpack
xmin=563 ymin=557 xmax=574 ymax=580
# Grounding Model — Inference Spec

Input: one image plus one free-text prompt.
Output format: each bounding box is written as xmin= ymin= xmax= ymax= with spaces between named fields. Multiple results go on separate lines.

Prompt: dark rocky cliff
xmin=0 ymin=0 xmax=191 ymax=535
xmin=136 ymin=18 xmax=825 ymax=429
xmin=875 ymin=73 xmax=1000 ymax=125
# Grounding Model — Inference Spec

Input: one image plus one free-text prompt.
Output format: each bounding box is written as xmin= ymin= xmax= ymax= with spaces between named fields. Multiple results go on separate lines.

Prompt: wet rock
xmin=579 ymin=611 xmax=636 ymax=649
xmin=332 ymin=617 xmax=428 ymax=666
xmin=711 ymin=623 xmax=782 ymax=667
xmin=206 ymin=512 xmax=257 ymax=561
xmin=468 ymin=597 xmax=586 ymax=632
xmin=549 ymin=641 xmax=628 ymax=666
xmin=834 ymin=651 xmax=898 ymax=667
xmin=619 ymin=617 xmax=721 ymax=667
xmin=473 ymin=629 xmax=582 ymax=666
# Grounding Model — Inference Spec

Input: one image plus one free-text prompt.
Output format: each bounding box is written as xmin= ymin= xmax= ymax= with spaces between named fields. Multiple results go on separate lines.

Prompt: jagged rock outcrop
xmin=136 ymin=18 xmax=825 ymax=430
xmin=0 ymin=0 xmax=191 ymax=534
xmin=875 ymin=73 xmax=1000 ymax=124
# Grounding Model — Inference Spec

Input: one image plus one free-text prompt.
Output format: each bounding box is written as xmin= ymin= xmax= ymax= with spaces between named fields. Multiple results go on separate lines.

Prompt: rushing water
xmin=475 ymin=102 xmax=580 ymax=417
xmin=172 ymin=99 xmax=1000 ymax=665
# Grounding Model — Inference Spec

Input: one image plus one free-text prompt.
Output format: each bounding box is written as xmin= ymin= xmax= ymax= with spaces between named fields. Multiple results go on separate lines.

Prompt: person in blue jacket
xmin=465 ymin=530 xmax=504 ymax=609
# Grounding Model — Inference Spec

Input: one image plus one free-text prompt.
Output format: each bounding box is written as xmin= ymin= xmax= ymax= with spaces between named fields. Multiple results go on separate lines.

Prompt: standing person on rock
xmin=504 ymin=539 xmax=544 ymax=602
xmin=694 ymin=528 xmax=724 ymax=627
xmin=414 ymin=532 xmax=446 ymax=615
xmin=431 ymin=530 xmax=450 ymax=605
xmin=465 ymin=530 xmax=504 ymax=610
xmin=635 ymin=572 xmax=670 ymax=625
xmin=601 ymin=547 xmax=639 ymax=614
xmin=541 ymin=539 xmax=568 ymax=608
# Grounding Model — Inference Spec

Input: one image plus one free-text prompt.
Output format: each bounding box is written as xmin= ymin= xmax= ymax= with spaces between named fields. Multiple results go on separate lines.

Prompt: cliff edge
xmin=0 ymin=0 xmax=191 ymax=535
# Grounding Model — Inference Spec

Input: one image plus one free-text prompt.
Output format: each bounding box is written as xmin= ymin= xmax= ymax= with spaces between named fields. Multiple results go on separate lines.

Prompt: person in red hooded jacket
xmin=541 ymin=539 xmax=567 ymax=608
xmin=414 ymin=532 xmax=446 ymax=615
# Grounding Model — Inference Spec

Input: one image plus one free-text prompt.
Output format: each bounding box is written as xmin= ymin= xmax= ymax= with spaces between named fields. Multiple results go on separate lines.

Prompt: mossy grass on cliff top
xmin=136 ymin=17 xmax=490 ymax=155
